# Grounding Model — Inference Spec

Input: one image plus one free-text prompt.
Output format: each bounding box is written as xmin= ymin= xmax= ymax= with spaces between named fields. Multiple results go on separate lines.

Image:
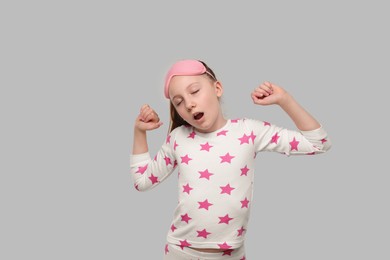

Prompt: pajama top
xmin=130 ymin=118 xmax=331 ymax=250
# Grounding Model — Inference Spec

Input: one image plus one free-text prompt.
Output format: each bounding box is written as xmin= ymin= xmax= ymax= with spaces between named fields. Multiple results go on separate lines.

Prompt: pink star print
xmin=271 ymin=133 xmax=280 ymax=144
xmin=170 ymin=224 xmax=177 ymax=232
xmin=181 ymin=154 xmax=192 ymax=164
xmin=181 ymin=213 xmax=192 ymax=223
xmin=218 ymin=214 xmax=233 ymax=224
xmin=165 ymin=244 xmax=169 ymax=254
xmin=222 ymin=249 xmax=234 ymax=256
xmin=321 ymin=138 xmax=327 ymax=144
xmin=166 ymin=135 xmax=171 ymax=144
xmin=249 ymin=131 xmax=256 ymax=144
xmin=198 ymin=199 xmax=213 ymax=210
xmin=289 ymin=137 xmax=299 ymax=151
xmin=136 ymin=164 xmax=147 ymax=174
xmin=179 ymin=239 xmax=191 ymax=250
xmin=231 ymin=119 xmax=239 ymax=123
xmin=187 ymin=131 xmax=196 ymax=139
xmin=264 ymin=121 xmax=271 ymax=126
xmin=220 ymin=153 xmax=235 ymax=163
xmin=200 ymin=142 xmax=213 ymax=151
xmin=217 ymin=130 xmax=228 ymax=136
xmin=241 ymin=197 xmax=250 ymax=208
xmin=238 ymin=134 xmax=250 ymax=145
xmin=240 ymin=256 xmax=246 ymax=260
xmin=182 ymin=184 xmax=193 ymax=194
xmin=149 ymin=174 xmax=158 ymax=185
xmin=199 ymin=169 xmax=213 ymax=180
xmin=218 ymin=242 xmax=232 ymax=250
xmin=174 ymin=141 xmax=178 ymax=150
xmin=240 ymin=165 xmax=250 ymax=176
xmin=197 ymin=229 xmax=211 ymax=238
xmin=237 ymin=226 xmax=246 ymax=236
xmin=164 ymin=156 xmax=172 ymax=166
xmin=220 ymin=184 xmax=235 ymax=195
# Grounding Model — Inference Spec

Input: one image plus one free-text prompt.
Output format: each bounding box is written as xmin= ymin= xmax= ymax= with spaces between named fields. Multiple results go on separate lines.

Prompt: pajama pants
xmin=163 ymin=243 xmax=246 ymax=260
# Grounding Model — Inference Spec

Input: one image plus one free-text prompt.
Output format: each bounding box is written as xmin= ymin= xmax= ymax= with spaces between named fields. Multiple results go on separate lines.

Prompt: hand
xmin=251 ymin=81 xmax=288 ymax=106
xmin=135 ymin=104 xmax=163 ymax=131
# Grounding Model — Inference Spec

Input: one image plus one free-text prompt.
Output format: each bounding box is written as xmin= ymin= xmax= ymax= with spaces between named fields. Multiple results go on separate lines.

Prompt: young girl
xmin=130 ymin=59 xmax=331 ymax=260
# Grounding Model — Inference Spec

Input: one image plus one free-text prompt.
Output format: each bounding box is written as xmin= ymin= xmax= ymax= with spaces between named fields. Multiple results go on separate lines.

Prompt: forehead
xmin=168 ymin=75 xmax=207 ymax=94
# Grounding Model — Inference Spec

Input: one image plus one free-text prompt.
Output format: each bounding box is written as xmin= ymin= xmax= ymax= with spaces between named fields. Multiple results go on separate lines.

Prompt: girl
xmin=131 ymin=59 xmax=331 ymax=260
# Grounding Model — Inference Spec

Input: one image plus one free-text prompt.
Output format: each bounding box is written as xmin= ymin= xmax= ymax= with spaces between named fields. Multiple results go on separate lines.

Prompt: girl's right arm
xmin=131 ymin=104 xmax=177 ymax=191
xmin=132 ymin=104 xmax=163 ymax=155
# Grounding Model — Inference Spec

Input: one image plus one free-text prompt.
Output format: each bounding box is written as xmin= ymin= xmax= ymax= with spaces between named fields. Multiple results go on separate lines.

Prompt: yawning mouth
xmin=193 ymin=112 xmax=204 ymax=120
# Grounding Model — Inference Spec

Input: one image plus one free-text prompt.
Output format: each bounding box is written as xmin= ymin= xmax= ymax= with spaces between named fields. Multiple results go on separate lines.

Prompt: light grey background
xmin=1 ymin=1 xmax=389 ymax=259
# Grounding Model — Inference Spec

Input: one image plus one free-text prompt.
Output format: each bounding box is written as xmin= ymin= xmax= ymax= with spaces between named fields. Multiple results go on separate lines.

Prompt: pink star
xmin=173 ymin=160 xmax=178 ymax=167
xmin=321 ymin=138 xmax=327 ymax=144
xmin=231 ymin=119 xmax=239 ymax=123
xmin=217 ymin=130 xmax=228 ymax=136
xmin=197 ymin=229 xmax=211 ymax=238
xmin=181 ymin=154 xmax=192 ymax=164
xmin=164 ymin=156 xmax=172 ymax=166
xmin=270 ymin=133 xmax=280 ymax=144
xmin=179 ymin=239 xmax=191 ymax=250
xmin=249 ymin=131 xmax=256 ymax=144
xmin=220 ymin=184 xmax=235 ymax=195
xmin=238 ymin=134 xmax=250 ymax=145
xmin=134 ymin=184 xmax=139 ymax=191
xmin=174 ymin=141 xmax=179 ymax=150
xmin=183 ymin=183 xmax=193 ymax=194
xmin=237 ymin=226 xmax=246 ymax=236
xmin=199 ymin=169 xmax=213 ymax=180
xmin=166 ymin=135 xmax=171 ymax=144
xmin=241 ymin=197 xmax=250 ymax=208
xmin=240 ymin=165 xmax=250 ymax=176
xmin=289 ymin=137 xmax=299 ymax=151
xmin=198 ymin=199 xmax=213 ymax=210
xmin=222 ymin=249 xmax=234 ymax=256
xmin=136 ymin=164 xmax=148 ymax=174
xmin=165 ymin=244 xmax=169 ymax=254
xmin=264 ymin=121 xmax=271 ymax=126
xmin=181 ymin=213 xmax=192 ymax=223
xmin=218 ymin=242 xmax=232 ymax=250
xmin=187 ymin=131 xmax=196 ymax=139
xmin=149 ymin=174 xmax=158 ymax=185
xmin=220 ymin=153 xmax=235 ymax=163
xmin=218 ymin=214 xmax=233 ymax=224
xmin=240 ymin=256 xmax=246 ymax=260
xmin=170 ymin=224 xmax=177 ymax=232
xmin=200 ymin=142 xmax=213 ymax=152
xmin=306 ymin=151 xmax=316 ymax=155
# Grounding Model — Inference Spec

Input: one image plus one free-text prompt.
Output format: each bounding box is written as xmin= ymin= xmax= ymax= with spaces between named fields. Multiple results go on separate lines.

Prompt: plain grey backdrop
xmin=1 ymin=1 xmax=389 ymax=259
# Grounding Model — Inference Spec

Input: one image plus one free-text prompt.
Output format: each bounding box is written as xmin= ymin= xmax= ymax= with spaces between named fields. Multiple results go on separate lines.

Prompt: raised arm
xmin=251 ymin=81 xmax=321 ymax=131
xmin=132 ymin=104 xmax=163 ymax=155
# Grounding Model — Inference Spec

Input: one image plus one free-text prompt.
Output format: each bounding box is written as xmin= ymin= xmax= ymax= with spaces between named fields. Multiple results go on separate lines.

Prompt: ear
xmin=214 ymin=81 xmax=223 ymax=97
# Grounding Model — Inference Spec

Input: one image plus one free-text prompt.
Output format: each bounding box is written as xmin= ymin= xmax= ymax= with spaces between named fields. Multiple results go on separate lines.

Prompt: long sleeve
xmin=130 ymin=132 xmax=178 ymax=191
xmin=244 ymin=118 xmax=331 ymax=156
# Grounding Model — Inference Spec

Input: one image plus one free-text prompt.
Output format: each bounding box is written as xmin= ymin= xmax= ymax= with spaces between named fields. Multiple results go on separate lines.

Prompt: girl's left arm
xmin=252 ymin=81 xmax=321 ymax=131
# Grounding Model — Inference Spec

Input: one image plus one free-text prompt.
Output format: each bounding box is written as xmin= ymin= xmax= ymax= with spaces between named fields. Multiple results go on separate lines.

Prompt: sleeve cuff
xmin=300 ymin=125 xmax=328 ymax=139
xmin=130 ymin=152 xmax=151 ymax=166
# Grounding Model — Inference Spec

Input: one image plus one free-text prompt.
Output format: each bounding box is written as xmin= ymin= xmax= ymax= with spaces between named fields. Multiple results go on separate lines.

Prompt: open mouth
xmin=193 ymin=112 xmax=204 ymax=120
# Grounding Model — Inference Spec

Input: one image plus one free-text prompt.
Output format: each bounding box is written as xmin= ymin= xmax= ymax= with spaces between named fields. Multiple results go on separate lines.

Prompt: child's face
xmin=169 ymin=74 xmax=225 ymax=133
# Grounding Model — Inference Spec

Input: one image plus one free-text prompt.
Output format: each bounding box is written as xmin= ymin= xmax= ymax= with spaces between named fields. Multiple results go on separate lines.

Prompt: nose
xmin=185 ymin=100 xmax=196 ymax=112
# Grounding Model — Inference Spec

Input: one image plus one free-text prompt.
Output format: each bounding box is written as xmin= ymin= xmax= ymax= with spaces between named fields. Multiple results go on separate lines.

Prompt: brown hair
xmin=168 ymin=60 xmax=217 ymax=133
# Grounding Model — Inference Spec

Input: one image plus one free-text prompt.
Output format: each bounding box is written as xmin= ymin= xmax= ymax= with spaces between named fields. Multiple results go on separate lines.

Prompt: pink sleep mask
xmin=164 ymin=60 xmax=207 ymax=99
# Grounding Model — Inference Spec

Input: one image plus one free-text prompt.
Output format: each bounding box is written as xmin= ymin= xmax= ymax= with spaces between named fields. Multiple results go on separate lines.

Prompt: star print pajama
xmin=131 ymin=118 xmax=331 ymax=257
xmin=164 ymin=243 xmax=246 ymax=260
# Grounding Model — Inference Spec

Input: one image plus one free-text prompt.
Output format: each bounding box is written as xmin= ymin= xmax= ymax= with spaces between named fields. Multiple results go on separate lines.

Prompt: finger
xmin=260 ymin=82 xmax=273 ymax=94
xmin=253 ymin=87 xmax=268 ymax=97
